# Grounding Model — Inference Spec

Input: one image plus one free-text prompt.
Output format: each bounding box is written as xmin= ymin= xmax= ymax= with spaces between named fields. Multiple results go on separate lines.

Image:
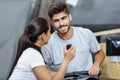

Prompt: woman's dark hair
xmin=48 ymin=2 xmax=69 ymax=19
xmin=7 ymin=17 xmax=49 ymax=79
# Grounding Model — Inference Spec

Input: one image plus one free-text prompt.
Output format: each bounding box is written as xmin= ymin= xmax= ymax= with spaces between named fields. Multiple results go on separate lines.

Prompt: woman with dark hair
xmin=8 ymin=17 xmax=75 ymax=80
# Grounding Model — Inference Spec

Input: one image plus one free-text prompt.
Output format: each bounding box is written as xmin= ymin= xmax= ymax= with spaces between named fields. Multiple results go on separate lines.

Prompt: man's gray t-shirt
xmin=41 ymin=27 xmax=100 ymax=73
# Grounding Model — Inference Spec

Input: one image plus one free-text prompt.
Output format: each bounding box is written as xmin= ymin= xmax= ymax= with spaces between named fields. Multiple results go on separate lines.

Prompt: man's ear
xmin=69 ymin=14 xmax=72 ymax=21
xmin=51 ymin=21 xmax=54 ymax=27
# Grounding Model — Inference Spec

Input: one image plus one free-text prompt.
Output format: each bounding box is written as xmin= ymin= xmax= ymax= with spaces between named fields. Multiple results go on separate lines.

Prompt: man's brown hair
xmin=48 ymin=2 xmax=69 ymax=19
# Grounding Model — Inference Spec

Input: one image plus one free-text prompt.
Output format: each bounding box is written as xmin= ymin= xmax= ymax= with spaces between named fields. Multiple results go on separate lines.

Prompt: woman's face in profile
xmin=44 ymin=27 xmax=51 ymax=44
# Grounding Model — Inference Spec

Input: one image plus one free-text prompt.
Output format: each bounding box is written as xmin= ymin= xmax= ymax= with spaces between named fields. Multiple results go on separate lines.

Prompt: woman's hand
xmin=46 ymin=45 xmax=76 ymax=80
xmin=63 ymin=44 xmax=76 ymax=63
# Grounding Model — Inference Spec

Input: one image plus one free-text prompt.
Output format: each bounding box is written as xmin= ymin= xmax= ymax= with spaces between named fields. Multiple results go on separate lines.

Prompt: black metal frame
xmin=64 ymin=71 xmax=101 ymax=80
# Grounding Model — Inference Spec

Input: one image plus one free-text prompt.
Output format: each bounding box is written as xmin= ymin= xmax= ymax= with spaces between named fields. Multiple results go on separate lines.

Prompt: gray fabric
xmin=0 ymin=0 xmax=34 ymax=79
xmin=41 ymin=27 xmax=100 ymax=73
xmin=39 ymin=0 xmax=52 ymax=20
xmin=69 ymin=0 xmax=120 ymax=24
xmin=69 ymin=0 xmax=120 ymax=32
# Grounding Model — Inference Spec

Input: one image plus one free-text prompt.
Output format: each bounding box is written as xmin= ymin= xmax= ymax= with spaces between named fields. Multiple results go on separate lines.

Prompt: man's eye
xmin=62 ymin=16 xmax=67 ymax=20
xmin=54 ymin=20 xmax=59 ymax=23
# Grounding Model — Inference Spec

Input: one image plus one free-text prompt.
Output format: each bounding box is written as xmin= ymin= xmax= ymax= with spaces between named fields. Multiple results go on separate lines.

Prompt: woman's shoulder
xmin=23 ymin=48 xmax=40 ymax=55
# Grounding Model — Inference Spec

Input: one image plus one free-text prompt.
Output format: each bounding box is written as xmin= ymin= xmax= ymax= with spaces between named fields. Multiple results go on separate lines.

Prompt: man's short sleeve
xmin=86 ymin=29 xmax=100 ymax=53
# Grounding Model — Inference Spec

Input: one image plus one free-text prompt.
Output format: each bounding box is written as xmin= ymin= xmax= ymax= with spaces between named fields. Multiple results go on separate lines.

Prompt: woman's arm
xmin=33 ymin=45 xmax=75 ymax=80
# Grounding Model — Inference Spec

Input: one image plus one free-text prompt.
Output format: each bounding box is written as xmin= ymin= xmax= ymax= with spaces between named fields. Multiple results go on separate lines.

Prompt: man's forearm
xmin=94 ymin=49 xmax=105 ymax=67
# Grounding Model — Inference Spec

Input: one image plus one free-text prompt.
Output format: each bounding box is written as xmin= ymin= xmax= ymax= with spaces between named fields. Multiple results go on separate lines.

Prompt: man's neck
xmin=58 ymin=27 xmax=73 ymax=40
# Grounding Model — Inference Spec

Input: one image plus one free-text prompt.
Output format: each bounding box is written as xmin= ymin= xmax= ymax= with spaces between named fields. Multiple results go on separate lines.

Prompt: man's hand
xmin=88 ymin=62 xmax=100 ymax=76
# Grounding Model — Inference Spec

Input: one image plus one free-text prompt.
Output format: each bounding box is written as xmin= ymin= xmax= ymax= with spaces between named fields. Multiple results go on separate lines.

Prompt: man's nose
xmin=59 ymin=20 xmax=63 ymax=25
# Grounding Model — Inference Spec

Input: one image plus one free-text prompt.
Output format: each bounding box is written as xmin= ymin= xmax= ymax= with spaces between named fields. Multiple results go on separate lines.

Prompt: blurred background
xmin=0 ymin=0 xmax=120 ymax=80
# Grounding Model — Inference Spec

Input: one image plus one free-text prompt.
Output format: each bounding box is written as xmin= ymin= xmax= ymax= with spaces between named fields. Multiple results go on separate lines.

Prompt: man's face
xmin=51 ymin=12 xmax=72 ymax=34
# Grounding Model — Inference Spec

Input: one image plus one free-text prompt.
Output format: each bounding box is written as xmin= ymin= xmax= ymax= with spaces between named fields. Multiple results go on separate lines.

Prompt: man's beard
xmin=57 ymin=25 xmax=70 ymax=34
